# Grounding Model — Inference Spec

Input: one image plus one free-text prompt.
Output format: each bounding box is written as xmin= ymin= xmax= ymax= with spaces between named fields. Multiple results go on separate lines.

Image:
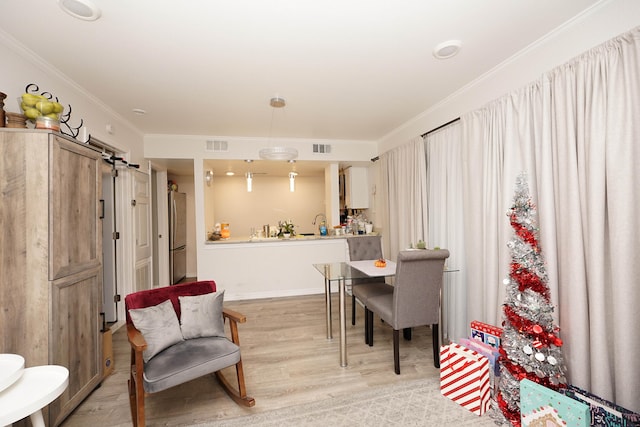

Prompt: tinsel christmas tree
xmin=493 ymin=174 xmax=567 ymax=426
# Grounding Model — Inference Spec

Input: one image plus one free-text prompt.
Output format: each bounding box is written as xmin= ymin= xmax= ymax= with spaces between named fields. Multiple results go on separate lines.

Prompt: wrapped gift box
xmin=470 ymin=320 xmax=503 ymax=348
xmin=521 ymin=379 xmax=590 ymax=427
xmin=440 ymin=343 xmax=491 ymax=415
xmin=564 ymin=384 xmax=640 ymax=427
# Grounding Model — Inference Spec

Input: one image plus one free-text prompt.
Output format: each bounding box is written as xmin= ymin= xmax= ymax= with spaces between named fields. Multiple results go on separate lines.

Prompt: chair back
xmin=347 ymin=235 xmax=384 ymax=284
xmin=124 ymin=280 xmax=217 ymax=325
xmin=391 ymin=249 xmax=450 ymax=330
xmin=347 ymin=235 xmax=383 ymax=261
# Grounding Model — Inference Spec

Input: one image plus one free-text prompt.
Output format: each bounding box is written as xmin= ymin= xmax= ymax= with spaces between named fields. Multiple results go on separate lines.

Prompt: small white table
xmin=0 ymin=354 xmax=25 ymax=393
xmin=0 ymin=354 xmax=69 ymax=427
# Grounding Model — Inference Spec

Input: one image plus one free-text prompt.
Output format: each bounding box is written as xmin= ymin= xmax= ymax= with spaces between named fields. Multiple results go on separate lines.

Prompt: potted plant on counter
xmin=278 ymin=220 xmax=296 ymax=239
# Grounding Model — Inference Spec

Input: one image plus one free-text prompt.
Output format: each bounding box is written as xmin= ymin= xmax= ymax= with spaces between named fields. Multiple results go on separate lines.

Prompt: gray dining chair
xmin=346 ymin=236 xmax=390 ymax=328
xmin=363 ymin=249 xmax=450 ymax=374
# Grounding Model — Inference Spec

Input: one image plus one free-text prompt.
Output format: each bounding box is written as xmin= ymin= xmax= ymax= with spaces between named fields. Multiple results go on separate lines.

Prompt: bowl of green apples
xmin=20 ymin=93 xmax=64 ymax=122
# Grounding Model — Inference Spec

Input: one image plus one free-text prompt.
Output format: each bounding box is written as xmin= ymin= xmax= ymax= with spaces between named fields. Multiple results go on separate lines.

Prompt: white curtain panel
xmin=454 ymin=27 xmax=639 ymax=411
xmin=425 ymin=123 xmax=468 ymax=344
xmin=379 ymin=136 xmax=428 ymax=260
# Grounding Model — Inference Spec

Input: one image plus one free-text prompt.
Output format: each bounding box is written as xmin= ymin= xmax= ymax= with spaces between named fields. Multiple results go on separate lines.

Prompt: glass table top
xmin=313 ymin=261 xmax=396 ymax=281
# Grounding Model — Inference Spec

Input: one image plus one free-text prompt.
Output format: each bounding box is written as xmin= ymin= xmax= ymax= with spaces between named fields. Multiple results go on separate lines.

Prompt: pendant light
xmin=289 ymin=172 xmax=297 ymax=192
xmin=259 ymin=97 xmax=298 ymax=161
xmin=246 ymin=172 xmax=253 ymax=192
xmin=245 ymin=159 xmax=253 ymax=192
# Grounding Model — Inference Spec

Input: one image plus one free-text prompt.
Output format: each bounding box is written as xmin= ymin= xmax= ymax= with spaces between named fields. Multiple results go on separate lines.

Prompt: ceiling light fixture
xmin=433 ymin=40 xmax=462 ymax=59
xmin=259 ymin=97 xmax=298 ymax=161
xmin=58 ymin=0 xmax=101 ymax=21
xmin=225 ymin=171 xmax=235 ymax=176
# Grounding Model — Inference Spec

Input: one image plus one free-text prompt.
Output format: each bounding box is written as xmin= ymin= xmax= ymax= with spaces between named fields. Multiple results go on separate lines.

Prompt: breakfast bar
xmin=198 ymin=234 xmax=379 ymax=301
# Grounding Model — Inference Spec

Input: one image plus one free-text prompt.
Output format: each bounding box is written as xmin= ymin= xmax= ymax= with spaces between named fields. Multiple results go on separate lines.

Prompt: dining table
xmin=313 ymin=259 xmax=458 ymax=367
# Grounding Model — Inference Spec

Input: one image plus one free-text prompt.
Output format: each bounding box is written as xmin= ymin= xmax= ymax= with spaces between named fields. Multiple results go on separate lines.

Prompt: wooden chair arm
xmin=223 ymin=307 xmax=247 ymax=324
xmin=127 ymin=322 xmax=147 ymax=352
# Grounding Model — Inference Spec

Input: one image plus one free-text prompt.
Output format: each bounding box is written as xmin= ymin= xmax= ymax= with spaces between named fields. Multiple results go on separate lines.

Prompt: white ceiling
xmin=0 ymin=0 xmax=601 ymax=174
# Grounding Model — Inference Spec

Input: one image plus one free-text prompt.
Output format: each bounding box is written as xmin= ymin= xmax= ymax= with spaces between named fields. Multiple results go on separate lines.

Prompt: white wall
xmin=378 ymin=0 xmax=640 ymax=153
xmin=208 ymin=174 xmax=326 ymax=238
xmin=0 ymin=31 xmax=144 ymax=159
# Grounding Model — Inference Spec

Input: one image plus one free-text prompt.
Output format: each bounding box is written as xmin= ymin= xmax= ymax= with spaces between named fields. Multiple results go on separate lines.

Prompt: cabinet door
xmin=49 ymin=267 xmax=103 ymax=426
xmin=49 ymin=134 xmax=102 ymax=280
xmin=345 ymin=167 xmax=369 ymax=209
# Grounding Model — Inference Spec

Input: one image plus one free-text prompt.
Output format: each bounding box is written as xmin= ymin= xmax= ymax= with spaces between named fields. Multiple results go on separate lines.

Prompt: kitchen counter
xmin=205 ymin=233 xmax=378 ymax=244
xmin=198 ymin=234 xmax=380 ymax=300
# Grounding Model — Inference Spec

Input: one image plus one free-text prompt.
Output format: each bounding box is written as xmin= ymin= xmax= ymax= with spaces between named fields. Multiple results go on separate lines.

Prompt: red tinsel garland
xmin=498 ymin=352 xmax=561 ymax=389
xmin=496 ymin=390 xmax=521 ymax=427
xmin=503 ymin=305 xmax=563 ymax=348
xmin=510 ymin=213 xmax=539 ymax=251
xmin=510 ymin=262 xmax=551 ymax=302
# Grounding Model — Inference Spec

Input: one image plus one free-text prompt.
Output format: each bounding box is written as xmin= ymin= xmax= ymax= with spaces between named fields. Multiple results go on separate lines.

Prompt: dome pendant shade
xmin=260 ymin=96 xmax=298 ymax=161
xmin=259 ymin=147 xmax=298 ymax=161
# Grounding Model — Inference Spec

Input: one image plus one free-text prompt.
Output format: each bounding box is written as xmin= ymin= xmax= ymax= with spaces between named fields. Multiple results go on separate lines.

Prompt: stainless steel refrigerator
xmin=169 ymin=191 xmax=187 ymax=284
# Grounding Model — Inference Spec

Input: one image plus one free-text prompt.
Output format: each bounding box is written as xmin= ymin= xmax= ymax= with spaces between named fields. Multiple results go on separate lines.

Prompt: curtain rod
xmin=370 ymin=116 xmax=462 ymax=162
xmin=420 ymin=117 xmax=460 ymax=138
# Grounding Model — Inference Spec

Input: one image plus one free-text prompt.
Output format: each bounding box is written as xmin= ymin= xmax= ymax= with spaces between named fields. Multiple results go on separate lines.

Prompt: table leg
xmin=339 ymin=276 xmax=347 ymax=367
xmin=325 ymin=277 xmax=332 ymax=340
xmin=438 ymin=286 xmax=443 ymax=350
xmin=30 ymin=410 xmax=45 ymax=427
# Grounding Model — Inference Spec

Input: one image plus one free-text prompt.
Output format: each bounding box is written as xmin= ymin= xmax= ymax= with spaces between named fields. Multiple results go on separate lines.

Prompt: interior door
xmin=133 ymin=168 xmax=153 ymax=292
xmin=152 ymin=168 xmax=170 ymax=287
xmin=101 ymin=162 xmax=118 ymax=323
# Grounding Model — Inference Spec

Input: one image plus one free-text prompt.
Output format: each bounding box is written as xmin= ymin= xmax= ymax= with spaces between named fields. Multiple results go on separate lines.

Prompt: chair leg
xmin=129 ymin=350 xmax=145 ymax=427
xmin=352 ymin=294 xmax=356 ymax=325
xmin=432 ymin=324 xmax=440 ymax=368
xmin=393 ymin=329 xmax=400 ymax=374
xmin=215 ymin=359 xmax=256 ymax=407
xmin=364 ymin=307 xmax=370 ymax=344
xmin=367 ymin=309 xmax=374 ymax=347
xmin=403 ymin=327 xmax=412 ymax=341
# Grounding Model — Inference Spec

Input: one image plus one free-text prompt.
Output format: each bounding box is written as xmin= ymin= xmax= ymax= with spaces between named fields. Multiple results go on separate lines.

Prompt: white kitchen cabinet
xmin=0 ymin=129 xmax=103 ymax=426
xmin=344 ymin=166 xmax=369 ymax=209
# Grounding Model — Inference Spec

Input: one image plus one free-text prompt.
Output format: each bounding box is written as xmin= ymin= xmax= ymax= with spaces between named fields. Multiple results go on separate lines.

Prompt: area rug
xmin=196 ymin=377 xmax=498 ymax=427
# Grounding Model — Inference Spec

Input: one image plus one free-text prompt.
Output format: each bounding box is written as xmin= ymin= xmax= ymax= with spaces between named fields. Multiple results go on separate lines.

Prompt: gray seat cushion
xmin=143 ymin=336 xmax=241 ymax=393
xmin=365 ymin=292 xmax=394 ymax=323
xmin=353 ymin=282 xmax=394 ymax=307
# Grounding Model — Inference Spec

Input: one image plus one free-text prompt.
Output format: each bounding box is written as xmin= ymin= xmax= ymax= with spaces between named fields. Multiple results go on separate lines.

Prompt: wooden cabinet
xmin=344 ymin=166 xmax=369 ymax=209
xmin=0 ymin=130 xmax=103 ymax=426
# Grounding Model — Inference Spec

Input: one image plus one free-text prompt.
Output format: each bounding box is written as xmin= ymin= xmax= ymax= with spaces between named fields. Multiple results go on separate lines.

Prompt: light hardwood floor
xmin=61 ymin=292 xmax=442 ymax=427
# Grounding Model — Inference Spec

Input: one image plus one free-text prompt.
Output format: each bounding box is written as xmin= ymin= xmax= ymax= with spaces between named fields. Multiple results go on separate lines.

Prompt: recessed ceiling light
xmin=58 ymin=0 xmax=101 ymax=21
xmin=132 ymin=108 xmax=146 ymax=115
xmin=433 ymin=40 xmax=462 ymax=60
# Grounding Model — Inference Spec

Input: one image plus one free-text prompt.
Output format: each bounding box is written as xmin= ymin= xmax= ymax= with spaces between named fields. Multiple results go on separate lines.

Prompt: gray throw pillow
xmin=129 ymin=299 xmax=184 ymax=363
xmin=179 ymin=291 xmax=225 ymax=339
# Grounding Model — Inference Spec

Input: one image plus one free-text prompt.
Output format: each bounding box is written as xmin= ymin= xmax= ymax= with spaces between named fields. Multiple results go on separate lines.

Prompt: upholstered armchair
xmin=364 ymin=249 xmax=450 ymax=374
xmin=125 ymin=281 xmax=254 ymax=427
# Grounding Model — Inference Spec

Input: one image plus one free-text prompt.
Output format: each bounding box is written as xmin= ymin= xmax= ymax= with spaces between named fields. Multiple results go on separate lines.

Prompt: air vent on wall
xmin=312 ymin=144 xmax=331 ymax=154
xmin=205 ymin=140 xmax=228 ymax=152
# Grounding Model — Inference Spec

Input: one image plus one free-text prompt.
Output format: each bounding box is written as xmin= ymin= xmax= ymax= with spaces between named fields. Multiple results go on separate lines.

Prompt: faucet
xmin=312 ymin=213 xmax=327 ymax=235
